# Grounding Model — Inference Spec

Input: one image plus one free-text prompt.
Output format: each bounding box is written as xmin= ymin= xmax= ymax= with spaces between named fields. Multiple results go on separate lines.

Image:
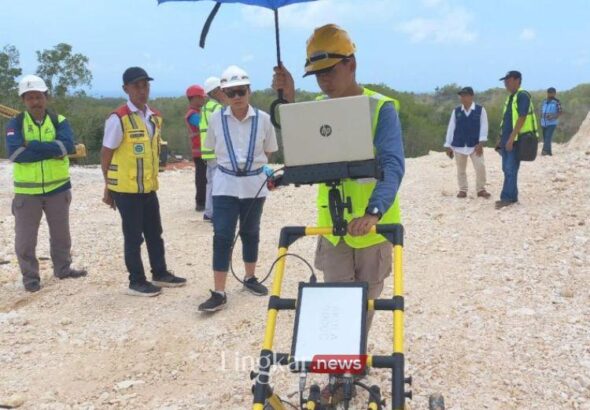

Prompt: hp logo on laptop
xmin=319 ymin=124 xmax=332 ymax=137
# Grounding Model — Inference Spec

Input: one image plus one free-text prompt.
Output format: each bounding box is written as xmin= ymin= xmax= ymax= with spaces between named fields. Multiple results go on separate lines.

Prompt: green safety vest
xmin=13 ymin=111 xmax=70 ymax=195
xmin=317 ymin=87 xmax=402 ymax=249
xmin=199 ymin=99 xmax=223 ymax=160
xmin=500 ymin=88 xmax=538 ymax=141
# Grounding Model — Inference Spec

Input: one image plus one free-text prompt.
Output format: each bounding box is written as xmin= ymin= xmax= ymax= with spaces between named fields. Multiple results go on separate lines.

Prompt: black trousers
xmin=111 ymin=191 xmax=167 ymax=284
xmin=194 ymin=157 xmax=207 ymax=207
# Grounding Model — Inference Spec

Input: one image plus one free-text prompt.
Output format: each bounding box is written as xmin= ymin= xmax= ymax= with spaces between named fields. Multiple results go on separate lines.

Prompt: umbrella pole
xmin=274 ymin=8 xmax=282 ymax=67
xmin=270 ymin=8 xmax=287 ymax=128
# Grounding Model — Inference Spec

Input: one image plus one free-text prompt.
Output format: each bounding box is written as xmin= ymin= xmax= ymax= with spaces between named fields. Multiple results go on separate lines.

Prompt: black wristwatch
xmin=365 ymin=206 xmax=382 ymax=220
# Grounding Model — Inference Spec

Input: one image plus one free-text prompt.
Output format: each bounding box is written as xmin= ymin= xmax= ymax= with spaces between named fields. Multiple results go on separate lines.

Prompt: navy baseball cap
xmin=499 ymin=70 xmax=522 ymax=81
xmin=547 ymin=87 xmax=556 ymax=93
xmin=123 ymin=67 xmax=154 ymax=85
xmin=458 ymin=86 xmax=474 ymax=96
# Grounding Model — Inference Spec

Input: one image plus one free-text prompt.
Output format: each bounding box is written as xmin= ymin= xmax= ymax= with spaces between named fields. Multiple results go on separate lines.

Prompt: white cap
xmin=204 ymin=77 xmax=221 ymax=94
xmin=220 ymin=65 xmax=250 ymax=89
xmin=18 ymin=75 xmax=49 ymax=96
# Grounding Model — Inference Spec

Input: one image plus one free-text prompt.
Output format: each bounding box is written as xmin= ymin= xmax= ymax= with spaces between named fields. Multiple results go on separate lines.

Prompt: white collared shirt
xmin=205 ymin=105 xmax=278 ymax=198
xmin=444 ymin=102 xmax=488 ymax=156
xmin=102 ymin=100 xmax=156 ymax=149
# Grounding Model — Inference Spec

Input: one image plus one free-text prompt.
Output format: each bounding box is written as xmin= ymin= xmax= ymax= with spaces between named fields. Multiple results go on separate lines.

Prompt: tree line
xmin=1 ymin=43 xmax=589 ymax=163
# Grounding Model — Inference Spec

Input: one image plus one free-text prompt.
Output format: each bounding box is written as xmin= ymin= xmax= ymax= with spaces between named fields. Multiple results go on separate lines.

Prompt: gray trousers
xmin=314 ymin=237 xmax=393 ymax=332
xmin=12 ymin=190 xmax=72 ymax=285
xmin=204 ymin=159 xmax=217 ymax=219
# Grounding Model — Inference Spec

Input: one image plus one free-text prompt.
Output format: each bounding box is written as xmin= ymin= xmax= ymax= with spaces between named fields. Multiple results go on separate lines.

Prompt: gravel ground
xmin=0 ymin=127 xmax=589 ymax=409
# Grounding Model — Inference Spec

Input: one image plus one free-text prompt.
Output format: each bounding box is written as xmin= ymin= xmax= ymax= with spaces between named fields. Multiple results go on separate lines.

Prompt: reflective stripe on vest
xmin=107 ymin=105 xmax=162 ymax=193
xmin=500 ymin=88 xmax=538 ymax=141
xmin=218 ymin=107 xmax=263 ymax=177
xmin=13 ymin=111 xmax=70 ymax=195
xmin=316 ymin=87 xmax=402 ymax=249
xmin=200 ymin=100 xmax=222 ymax=160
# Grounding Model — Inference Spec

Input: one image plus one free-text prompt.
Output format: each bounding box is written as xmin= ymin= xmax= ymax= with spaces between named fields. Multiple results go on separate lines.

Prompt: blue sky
xmin=2 ymin=0 xmax=589 ymax=97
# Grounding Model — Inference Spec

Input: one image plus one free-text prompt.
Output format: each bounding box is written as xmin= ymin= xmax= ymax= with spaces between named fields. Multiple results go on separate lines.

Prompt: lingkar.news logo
xmin=310 ymin=355 xmax=367 ymax=374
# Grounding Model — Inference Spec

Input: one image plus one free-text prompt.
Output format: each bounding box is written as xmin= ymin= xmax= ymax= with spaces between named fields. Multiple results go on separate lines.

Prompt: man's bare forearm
xmin=100 ymin=147 xmax=115 ymax=183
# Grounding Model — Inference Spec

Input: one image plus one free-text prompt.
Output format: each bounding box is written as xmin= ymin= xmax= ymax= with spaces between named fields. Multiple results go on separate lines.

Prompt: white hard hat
xmin=18 ymin=74 xmax=49 ymax=96
xmin=220 ymin=65 xmax=250 ymax=89
xmin=204 ymin=77 xmax=221 ymax=94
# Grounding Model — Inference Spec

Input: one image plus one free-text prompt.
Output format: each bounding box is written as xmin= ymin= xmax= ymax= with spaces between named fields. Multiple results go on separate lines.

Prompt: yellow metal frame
xmin=253 ymin=224 xmax=407 ymax=410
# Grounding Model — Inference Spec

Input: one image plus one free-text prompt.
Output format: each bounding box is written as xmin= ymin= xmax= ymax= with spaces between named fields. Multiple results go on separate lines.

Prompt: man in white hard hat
xmin=200 ymin=77 xmax=229 ymax=222
xmin=4 ymin=75 xmax=87 ymax=292
xmin=198 ymin=66 xmax=278 ymax=312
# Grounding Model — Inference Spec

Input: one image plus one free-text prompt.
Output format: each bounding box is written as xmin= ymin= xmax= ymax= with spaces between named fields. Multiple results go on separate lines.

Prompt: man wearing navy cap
xmin=101 ymin=67 xmax=186 ymax=296
xmin=496 ymin=70 xmax=538 ymax=209
xmin=444 ymin=86 xmax=490 ymax=199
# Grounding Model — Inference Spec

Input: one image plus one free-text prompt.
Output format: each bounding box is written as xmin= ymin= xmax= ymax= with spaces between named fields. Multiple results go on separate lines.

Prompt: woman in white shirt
xmin=198 ymin=65 xmax=278 ymax=312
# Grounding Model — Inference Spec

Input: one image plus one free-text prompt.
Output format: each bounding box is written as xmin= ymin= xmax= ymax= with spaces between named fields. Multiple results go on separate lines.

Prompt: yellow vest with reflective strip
xmin=199 ymin=99 xmax=222 ymax=160
xmin=501 ymin=88 xmax=538 ymax=141
xmin=107 ymin=106 xmax=162 ymax=193
xmin=316 ymin=88 xmax=402 ymax=248
xmin=13 ymin=112 xmax=70 ymax=195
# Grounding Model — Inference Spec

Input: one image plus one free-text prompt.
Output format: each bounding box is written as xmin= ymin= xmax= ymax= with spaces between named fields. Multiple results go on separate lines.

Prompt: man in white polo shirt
xmin=444 ymin=86 xmax=491 ymax=199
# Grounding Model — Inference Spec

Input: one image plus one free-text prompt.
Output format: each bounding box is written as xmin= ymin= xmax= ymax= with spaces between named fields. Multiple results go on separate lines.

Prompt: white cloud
xmin=241 ymin=53 xmax=255 ymax=63
xmin=519 ymin=28 xmax=536 ymax=41
xmin=241 ymin=0 xmax=397 ymax=30
xmin=397 ymin=6 xmax=478 ymax=44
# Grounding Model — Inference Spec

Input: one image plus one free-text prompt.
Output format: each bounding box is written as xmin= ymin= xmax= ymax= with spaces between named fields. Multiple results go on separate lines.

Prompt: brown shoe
xmin=456 ymin=191 xmax=467 ymax=198
xmin=477 ymin=190 xmax=491 ymax=199
xmin=495 ymin=200 xmax=515 ymax=209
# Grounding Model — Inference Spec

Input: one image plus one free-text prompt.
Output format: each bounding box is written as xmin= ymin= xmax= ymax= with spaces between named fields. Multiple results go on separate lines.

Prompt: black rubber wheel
xmin=429 ymin=393 xmax=445 ymax=410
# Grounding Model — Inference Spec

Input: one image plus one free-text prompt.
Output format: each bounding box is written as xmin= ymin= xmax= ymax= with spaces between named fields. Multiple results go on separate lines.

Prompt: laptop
xmin=279 ymin=95 xmax=374 ymax=167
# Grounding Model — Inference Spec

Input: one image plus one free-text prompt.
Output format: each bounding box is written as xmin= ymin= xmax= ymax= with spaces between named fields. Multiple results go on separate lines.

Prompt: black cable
xmin=279 ymin=398 xmax=298 ymax=409
xmin=227 ymin=167 xmax=285 ymax=285
xmin=260 ymin=252 xmax=317 ymax=287
xmin=353 ymin=381 xmax=384 ymax=407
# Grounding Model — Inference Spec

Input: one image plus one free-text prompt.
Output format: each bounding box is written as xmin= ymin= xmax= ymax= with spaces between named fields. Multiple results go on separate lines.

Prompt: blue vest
xmin=451 ymin=104 xmax=482 ymax=148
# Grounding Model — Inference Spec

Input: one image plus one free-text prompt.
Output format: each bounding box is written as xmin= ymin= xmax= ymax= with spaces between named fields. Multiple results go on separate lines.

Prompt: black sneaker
xmin=57 ymin=268 xmax=88 ymax=279
xmin=127 ymin=281 xmax=161 ymax=297
xmin=152 ymin=271 xmax=187 ymax=288
xmin=24 ymin=280 xmax=41 ymax=293
xmin=203 ymin=214 xmax=213 ymax=223
xmin=243 ymin=276 xmax=268 ymax=296
xmin=198 ymin=290 xmax=227 ymax=312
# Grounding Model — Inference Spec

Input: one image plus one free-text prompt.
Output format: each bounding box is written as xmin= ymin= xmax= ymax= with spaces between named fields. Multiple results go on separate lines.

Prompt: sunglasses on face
xmin=224 ymin=88 xmax=248 ymax=98
xmin=314 ymin=58 xmax=351 ymax=77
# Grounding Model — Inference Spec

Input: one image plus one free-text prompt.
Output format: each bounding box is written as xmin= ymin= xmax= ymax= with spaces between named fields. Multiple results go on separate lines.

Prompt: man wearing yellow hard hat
xmin=273 ymin=24 xmax=404 ymax=326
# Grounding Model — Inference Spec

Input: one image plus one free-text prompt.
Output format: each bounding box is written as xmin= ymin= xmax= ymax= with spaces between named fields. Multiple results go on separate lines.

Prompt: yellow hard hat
xmin=304 ymin=24 xmax=356 ymax=77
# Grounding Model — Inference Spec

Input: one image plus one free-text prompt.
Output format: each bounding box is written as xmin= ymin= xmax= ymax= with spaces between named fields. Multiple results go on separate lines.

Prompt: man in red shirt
xmin=185 ymin=85 xmax=207 ymax=211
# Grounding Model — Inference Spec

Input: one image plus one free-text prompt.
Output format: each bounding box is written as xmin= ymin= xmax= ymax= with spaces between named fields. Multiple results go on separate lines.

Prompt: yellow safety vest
xmin=13 ymin=111 xmax=70 ymax=195
xmin=107 ymin=105 xmax=162 ymax=194
xmin=317 ymin=87 xmax=402 ymax=248
xmin=199 ymin=99 xmax=222 ymax=160
xmin=500 ymin=88 xmax=538 ymax=141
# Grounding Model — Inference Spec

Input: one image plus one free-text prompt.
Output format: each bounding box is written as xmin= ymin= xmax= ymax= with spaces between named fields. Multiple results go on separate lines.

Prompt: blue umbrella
xmin=158 ymin=0 xmax=317 ymax=125
xmin=157 ymin=0 xmax=317 ymax=67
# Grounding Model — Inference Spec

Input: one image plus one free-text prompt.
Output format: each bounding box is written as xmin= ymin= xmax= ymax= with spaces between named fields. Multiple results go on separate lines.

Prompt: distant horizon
xmin=78 ymin=81 xmax=590 ymax=100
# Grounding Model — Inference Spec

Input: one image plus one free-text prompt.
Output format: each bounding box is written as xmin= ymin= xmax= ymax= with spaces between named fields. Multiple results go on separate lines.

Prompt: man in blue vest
xmin=444 ymin=86 xmax=490 ymax=199
xmin=540 ymin=87 xmax=562 ymax=156
xmin=5 ymin=75 xmax=87 ymax=292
